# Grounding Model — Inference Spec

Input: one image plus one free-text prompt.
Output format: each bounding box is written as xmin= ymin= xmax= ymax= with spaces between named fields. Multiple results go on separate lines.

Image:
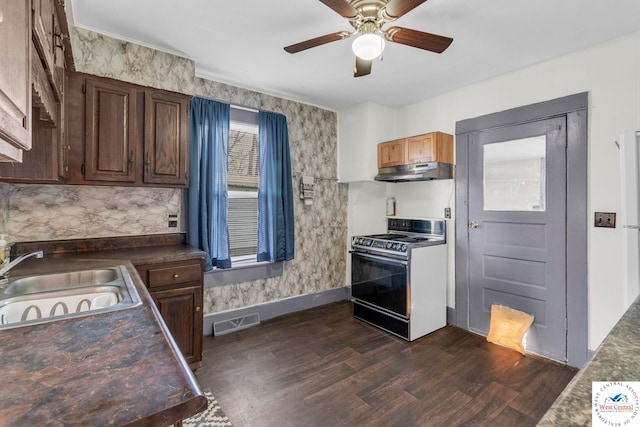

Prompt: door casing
xmin=454 ymin=92 xmax=588 ymax=368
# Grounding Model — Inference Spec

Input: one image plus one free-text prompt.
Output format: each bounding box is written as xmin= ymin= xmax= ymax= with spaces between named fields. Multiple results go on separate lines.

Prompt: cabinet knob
xmin=0 ymin=10 xmax=4 ymax=23
xmin=195 ymin=306 xmax=201 ymax=312
xmin=145 ymin=152 xmax=151 ymax=166
xmin=173 ymin=273 xmax=179 ymax=278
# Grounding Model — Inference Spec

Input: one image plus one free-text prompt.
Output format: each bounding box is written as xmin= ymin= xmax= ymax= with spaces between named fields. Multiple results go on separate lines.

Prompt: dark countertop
xmin=0 ymin=236 xmax=207 ymax=426
xmin=537 ymin=296 xmax=640 ymax=425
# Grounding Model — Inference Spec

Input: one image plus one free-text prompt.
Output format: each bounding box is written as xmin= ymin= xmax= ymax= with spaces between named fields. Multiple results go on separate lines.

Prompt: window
xmin=483 ymin=135 xmax=546 ymax=211
xmin=228 ymin=109 xmax=259 ymax=263
xmin=189 ymin=97 xmax=294 ymax=274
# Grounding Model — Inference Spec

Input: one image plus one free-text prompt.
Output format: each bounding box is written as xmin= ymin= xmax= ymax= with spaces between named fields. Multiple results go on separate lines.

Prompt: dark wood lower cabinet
xmin=151 ymin=285 xmax=202 ymax=366
xmin=136 ymin=259 xmax=204 ymax=370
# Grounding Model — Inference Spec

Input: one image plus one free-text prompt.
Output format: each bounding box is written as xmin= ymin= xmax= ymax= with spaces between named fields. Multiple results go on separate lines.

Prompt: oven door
xmin=351 ymin=251 xmax=408 ymax=318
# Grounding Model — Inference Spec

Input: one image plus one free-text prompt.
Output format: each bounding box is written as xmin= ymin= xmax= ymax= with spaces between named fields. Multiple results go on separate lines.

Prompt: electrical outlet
xmin=444 ymin=207 xmax=451 ymax=219
xmin=168 ymin=213 xmax=178 ymax=228
xmin=594 ymin=212 xmax=616 ymax=228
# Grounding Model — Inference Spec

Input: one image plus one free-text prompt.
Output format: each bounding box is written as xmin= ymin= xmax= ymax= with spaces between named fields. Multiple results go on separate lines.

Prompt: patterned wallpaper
xmin=0 ymin=27 xmax=347 ymax=314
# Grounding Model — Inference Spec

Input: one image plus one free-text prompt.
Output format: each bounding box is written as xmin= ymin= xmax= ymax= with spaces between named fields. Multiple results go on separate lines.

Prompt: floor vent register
xmin=213 ymin=313 xmax=260 ymax=336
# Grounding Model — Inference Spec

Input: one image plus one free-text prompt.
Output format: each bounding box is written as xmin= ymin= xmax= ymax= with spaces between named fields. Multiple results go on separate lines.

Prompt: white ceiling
xmin=69 ymin=0 xmax=640 ymax=111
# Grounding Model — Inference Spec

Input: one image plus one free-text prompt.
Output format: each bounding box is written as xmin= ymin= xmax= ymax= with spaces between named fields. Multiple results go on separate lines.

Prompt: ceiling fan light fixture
xmin=352 ymin=33 xmax=385 ymax=60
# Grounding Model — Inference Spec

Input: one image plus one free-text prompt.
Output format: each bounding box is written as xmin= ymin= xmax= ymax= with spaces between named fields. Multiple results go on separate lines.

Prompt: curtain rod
xmin=232 ymin=104 xmax=259 ymax=113
xmin=193 ymin=95 xmax=274 ymax=115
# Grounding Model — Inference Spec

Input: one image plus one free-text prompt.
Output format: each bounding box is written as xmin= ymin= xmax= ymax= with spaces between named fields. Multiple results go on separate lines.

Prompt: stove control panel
xmin=352 ymin=237 xmax=409 ymax=254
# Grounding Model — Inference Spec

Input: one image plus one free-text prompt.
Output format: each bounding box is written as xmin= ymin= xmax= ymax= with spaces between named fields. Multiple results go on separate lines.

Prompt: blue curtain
xmin=187 ymin=97 xmax=231 ymax=270
xmin=257 ymin=111 xmax=295 ymax=262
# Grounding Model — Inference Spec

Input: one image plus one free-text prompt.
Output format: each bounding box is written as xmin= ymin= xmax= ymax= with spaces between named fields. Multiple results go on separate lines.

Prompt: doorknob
xmin=469 ymin=221 xmax=479 ymax=229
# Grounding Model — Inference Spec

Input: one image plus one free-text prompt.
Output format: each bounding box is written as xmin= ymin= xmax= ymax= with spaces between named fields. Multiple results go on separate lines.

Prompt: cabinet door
xmin=0 ymin=107 xmax=59 ymax=182
xmin=407 ymin=133 xmax=435 ymax=164
xmin=143 ymin=91 xmax=188 ymax=186
xmin=84 ymin=79 xmax=137 ymax=182
xmin=378 ymin=139 xmax=406 ymax=168
xmin=57 ymin=67 xmax=68 ymax=178
xmin=150 ymin=285 xmax=203 ymax=365
xmin=0 ymin=0 xmax=31 ymax=159
xmin=32 ymin=0 xmax=55 ymax=77
xmin=0 ymin=45 xmax=60 ymax=182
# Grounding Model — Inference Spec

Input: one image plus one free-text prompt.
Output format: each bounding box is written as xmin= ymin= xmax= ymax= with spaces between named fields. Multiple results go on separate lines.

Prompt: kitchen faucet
xmin=0 ymin=251 xmax=44 ymax=280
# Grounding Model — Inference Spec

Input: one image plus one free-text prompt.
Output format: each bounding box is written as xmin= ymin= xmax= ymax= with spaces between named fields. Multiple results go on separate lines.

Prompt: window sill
xmin=204 ymin=261 xmax=284 ymax=288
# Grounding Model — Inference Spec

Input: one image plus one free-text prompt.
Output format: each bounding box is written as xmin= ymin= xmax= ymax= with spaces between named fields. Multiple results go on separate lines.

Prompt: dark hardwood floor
xmin=195 ymin=301 xmax=577 ymax=427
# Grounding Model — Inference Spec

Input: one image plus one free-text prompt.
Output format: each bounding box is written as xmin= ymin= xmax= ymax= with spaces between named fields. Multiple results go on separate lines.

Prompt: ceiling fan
xmin=284 ymin=0 xmax=453 ymax=77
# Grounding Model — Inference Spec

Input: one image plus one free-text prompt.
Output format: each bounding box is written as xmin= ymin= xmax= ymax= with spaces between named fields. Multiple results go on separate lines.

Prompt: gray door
xmin=467 ymin=117 xmax=567 ymax=362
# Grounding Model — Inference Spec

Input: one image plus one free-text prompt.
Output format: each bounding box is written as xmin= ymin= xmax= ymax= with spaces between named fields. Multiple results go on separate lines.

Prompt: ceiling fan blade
xmin=319 ymin=0 xmax=360 ymax=19
xmin=382 ymin=0 xmax=428 ymax=19
xmin=385 ymin=26 xmax=453 ymax=53
xmin=354 ymin=57 xmax=372 ymax=77
xmin=284 ymin=32 xmax=350 ymax=54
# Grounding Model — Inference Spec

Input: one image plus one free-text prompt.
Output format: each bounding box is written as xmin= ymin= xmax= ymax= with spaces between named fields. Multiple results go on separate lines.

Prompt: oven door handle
xmin=350 ymin=251 xmax=408 ymax=266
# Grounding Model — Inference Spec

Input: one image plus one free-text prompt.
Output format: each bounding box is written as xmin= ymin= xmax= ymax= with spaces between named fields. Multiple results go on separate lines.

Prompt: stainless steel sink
xmin=0 ymin=265 xmax=142 ymax=329
xmin=3 ymin=268 xmax=119 ymax=295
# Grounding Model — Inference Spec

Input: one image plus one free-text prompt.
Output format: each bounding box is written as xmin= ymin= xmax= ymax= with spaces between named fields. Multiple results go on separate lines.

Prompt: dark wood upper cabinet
xmin=66 ymin=73 xmax=190 ymax=188
xmin=143 ymin=91 xmax=188 ymax=186
xmin=0 ymin=0 xmax=72 ymax=181
xmin=32 ymin=0 xmax=55 ymax=78
xmin=32 ymin=0 xmax=65 ymax=101
xmin=0 ymin=0 xmax=32 ymax=161
xmin=84 ymin=79 xmax=137 ymax=182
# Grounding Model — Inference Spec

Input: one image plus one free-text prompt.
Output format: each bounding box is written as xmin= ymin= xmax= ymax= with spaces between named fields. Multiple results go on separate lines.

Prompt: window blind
xmin=228 ymin=193 xmax=258 ymax=258
xmin=228 ymin=126 xmax=259 ymax=189
xmin=228 ymin=115 xmax=259 ymax=261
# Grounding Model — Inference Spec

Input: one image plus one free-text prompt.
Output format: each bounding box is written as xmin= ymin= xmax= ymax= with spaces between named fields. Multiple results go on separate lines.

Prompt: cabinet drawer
xmin=146 ymin=263 xmax=202 ymax=288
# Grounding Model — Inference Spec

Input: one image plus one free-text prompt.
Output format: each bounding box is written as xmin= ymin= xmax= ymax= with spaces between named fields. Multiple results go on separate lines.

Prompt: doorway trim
xmin=454 ymin=92 xmax=588 ymax=368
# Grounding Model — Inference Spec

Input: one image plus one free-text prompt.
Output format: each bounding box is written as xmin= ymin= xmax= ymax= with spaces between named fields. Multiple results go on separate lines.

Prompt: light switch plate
xmin=594 ymin=212 xmax=616 ymax=228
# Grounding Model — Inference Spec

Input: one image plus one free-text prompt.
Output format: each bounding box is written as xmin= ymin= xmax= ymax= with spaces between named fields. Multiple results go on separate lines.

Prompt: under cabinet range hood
xmin=374 ymin=162 xmax=454 ymax=182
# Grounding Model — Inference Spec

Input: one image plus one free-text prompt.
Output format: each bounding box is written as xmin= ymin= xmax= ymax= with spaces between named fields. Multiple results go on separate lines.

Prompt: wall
xmin=341 ymin=32 xmax=640 ymax=350
xmin=338 ymin=102 xmax=397 ymax=182
xmin=0 ymin=27 xmax=347 ymax=316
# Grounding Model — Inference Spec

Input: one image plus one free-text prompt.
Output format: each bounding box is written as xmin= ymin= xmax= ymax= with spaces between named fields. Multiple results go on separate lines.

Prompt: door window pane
xmin=483 ymin=136 xmax=546 ymax=211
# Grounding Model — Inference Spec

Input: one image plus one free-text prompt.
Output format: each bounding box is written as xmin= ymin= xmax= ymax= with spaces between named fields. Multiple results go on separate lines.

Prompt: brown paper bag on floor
xmin=486 ymin=304 xmax=534 ymax=355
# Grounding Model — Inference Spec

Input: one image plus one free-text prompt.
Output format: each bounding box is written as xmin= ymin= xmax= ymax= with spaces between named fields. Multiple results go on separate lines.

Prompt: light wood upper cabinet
xmin=378 ymin=132 xmax=453 ymax=168
xmin=0 ymin=0 xmax=32 ymax=161
xmin=378 ymin=138 xmax=406 ymax=168
xmin=406 ymin=132 xmax=453 ymax=164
